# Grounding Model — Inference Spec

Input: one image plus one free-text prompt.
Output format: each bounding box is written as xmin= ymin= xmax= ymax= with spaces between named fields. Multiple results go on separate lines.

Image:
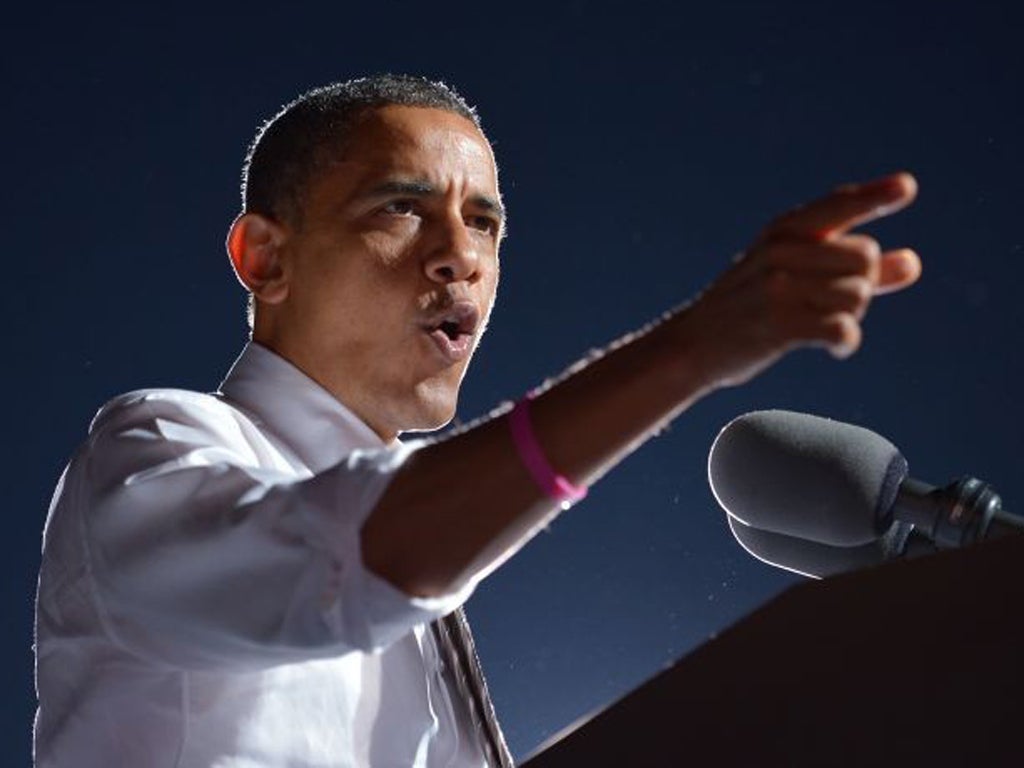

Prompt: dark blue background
xmin=6 ymin=2 xmax=1022 ymax=763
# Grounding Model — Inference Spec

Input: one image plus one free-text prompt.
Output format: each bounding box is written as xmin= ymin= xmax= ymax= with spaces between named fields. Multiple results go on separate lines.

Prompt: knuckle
xmin=857 ymin=236 xmax=882 ymax=258
xmin=849 ymin=249 xmax=874 ymax=275
xmin=831 ymin=314 xmax=863 ymax=352
xmin=817 ymin=314 xmax=838 ymax=340
xmin=846 ymin=276 xmax=872 ymax=304
xmin=842 ymin=236 xmax=881 ymax=272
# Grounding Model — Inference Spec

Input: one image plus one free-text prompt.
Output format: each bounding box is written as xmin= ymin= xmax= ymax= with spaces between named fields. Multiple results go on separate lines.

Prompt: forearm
xmin=363 ymin=173 xmax=922 ymax=599
xmin=361 ymin=307 xmax=710 ymax=598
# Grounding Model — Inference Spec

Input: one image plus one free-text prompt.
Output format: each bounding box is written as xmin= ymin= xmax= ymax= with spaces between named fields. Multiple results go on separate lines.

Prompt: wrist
xmin=654 ymin=306 xmax=724 ymax=400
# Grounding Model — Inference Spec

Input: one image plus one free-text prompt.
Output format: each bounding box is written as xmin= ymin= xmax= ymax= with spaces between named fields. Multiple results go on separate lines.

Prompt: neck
xmin=249 ymin=333 xmax=401 ymax=445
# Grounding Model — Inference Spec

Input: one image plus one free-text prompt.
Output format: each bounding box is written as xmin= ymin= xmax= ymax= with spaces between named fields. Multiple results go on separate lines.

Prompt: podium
xmin=523 ymin=535 xmax=1024 ymax=767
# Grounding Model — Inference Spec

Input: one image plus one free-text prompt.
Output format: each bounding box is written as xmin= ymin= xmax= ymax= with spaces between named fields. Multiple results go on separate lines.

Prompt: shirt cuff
xmin=357 ymin=563 xmax=476 ymax=648
xmin=310 ymin=440 xmax=477 ymax=652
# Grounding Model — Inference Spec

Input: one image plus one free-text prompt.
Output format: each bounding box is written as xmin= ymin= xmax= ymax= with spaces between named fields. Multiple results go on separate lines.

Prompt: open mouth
xmin=438 ymin=320 xmax=463 ymax=341
xmin=422 ymin=302 xmax=479 ymax=362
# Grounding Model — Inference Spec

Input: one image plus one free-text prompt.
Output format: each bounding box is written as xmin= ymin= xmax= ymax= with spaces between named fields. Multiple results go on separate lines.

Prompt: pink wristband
xmin=508 ymin=395 xmax=588 ymax=506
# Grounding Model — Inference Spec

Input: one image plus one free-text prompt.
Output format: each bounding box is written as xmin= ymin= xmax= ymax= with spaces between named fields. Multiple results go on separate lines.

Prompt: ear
xmin=226 ymin=213 xmax=290 ymax=305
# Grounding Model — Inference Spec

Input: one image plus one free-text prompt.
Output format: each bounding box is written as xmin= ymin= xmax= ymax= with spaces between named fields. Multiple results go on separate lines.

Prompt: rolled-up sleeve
xmin=74 ymin=391 xmax=473 ymax=670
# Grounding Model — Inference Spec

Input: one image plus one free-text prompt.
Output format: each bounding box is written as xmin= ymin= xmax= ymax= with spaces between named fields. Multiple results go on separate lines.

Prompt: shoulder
xmin=90 ymin=387 xmax=244 ymax=429
xmin=87 ymin=388 xmax=254 ymax=453
xmin=90 ymin=388 xmax=229 ymax=428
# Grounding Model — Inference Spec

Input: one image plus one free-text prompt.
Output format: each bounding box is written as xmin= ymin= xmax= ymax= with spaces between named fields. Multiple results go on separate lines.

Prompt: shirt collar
xmin=218 ymin=342 xmax=390 ymax=472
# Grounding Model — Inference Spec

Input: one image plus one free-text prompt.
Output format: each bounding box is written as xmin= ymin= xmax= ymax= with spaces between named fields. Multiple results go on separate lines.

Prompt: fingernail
xmin=873 ymin=200 xmax=903 ymax=217
xmin=882 ymin=172 xmax=915 ymax=195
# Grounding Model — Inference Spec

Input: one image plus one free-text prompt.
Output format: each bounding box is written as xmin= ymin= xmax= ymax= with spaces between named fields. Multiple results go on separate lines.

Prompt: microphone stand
xmin=894 ymin=476 xmax=1024 ymax=549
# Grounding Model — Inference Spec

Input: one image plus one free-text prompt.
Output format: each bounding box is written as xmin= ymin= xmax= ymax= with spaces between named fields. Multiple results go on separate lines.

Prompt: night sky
xmin=6 ymin=2 xmax=1023 ymax=764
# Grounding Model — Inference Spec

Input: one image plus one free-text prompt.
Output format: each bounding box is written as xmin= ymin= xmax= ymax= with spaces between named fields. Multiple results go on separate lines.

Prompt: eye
xmin=467 ymin=215 xmax=500 ymax=236
xmin=382 ymin=199 xmax=416 ymax=216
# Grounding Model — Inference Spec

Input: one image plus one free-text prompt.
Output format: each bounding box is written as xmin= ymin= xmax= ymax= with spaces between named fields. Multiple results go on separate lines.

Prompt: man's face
xmin=264 ymin=105 xmax=503 ymax=440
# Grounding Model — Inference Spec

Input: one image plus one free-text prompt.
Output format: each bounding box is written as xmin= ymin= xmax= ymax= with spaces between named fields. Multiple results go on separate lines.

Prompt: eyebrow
xmin=365 ymin=179 xmax=506 ymax=222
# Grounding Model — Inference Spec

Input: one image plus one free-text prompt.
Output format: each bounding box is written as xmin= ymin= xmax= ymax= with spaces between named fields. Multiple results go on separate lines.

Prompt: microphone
xmin=708 ymin=410 xmax=1020 ymax=571
xmin=726 ymin=513 xmax=938 ymax=578
xmin=727 ymin=513 xmax=899 ymax=578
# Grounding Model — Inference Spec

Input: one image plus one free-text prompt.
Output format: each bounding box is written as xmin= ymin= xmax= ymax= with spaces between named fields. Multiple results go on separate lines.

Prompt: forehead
xmin=328 ymin=105 xmax=499 ymax=195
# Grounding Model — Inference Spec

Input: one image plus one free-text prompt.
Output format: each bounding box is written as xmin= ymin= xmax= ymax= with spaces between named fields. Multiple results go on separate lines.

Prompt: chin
xmin=397 ymin=382 xmax=460 ymax=434
xmin=399 ymin=408 xmax=457 ymax=435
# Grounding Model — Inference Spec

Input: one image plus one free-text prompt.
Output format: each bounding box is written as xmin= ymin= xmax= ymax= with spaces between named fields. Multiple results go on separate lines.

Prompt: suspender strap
xmin=432 ymin=608 xmax=515 ymax=767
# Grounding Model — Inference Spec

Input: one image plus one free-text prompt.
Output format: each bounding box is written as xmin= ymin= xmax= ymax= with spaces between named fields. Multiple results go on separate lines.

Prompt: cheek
xmin=293 ymin=243 xmax=404 ymax=312
xmin=360 ymin=229 xmax=412 ymax=270
xmin=482 ymin=259 xmax=500 ymax=308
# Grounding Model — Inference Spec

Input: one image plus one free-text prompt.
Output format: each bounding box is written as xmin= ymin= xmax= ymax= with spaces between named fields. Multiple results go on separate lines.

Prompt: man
xmin=34 ymin=74 xmax=921 ymax=766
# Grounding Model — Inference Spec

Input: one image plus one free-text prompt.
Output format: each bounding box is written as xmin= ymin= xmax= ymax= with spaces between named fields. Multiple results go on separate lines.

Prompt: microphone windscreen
xmin=726 ymin=514 xmax=891 ymax=578
xmin=709 ymin=410 xmax=908 ymax=546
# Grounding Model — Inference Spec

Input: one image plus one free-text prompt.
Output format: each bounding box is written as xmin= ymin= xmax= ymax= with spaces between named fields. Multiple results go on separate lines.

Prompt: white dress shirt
xmin=34 ymin=342 xmax=492 ymax=767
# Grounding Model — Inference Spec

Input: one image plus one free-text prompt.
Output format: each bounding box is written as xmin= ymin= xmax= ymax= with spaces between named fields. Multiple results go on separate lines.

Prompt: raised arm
xmin=363 ymin=172 xmax=921 ymax=597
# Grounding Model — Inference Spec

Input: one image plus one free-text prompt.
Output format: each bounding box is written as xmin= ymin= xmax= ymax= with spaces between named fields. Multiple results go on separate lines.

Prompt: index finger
xmin=762 ymin=172 xmax=918 ymax=242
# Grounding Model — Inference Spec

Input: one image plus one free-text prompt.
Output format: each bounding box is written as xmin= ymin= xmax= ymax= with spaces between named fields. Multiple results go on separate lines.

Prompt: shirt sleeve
xmin=74 ymin=390 xmax=475 ymax=670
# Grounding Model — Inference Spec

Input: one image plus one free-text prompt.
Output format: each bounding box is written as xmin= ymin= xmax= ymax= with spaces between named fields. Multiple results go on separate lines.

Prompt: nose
xmin=424 ymin=212 xmax=480 ymax=284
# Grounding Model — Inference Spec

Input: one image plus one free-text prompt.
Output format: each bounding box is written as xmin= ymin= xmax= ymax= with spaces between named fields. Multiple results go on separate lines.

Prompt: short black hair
xmin=241 ymin=74 xmax=481 ymax=225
